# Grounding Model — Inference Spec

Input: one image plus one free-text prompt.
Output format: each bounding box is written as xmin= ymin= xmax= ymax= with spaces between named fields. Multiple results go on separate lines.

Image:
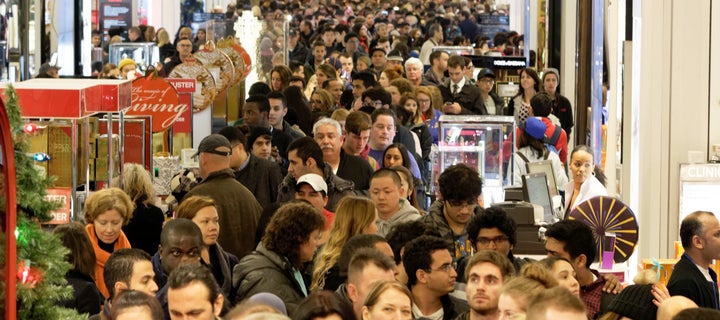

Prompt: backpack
xmin=517 ymin=125 xmax=561 ymax=163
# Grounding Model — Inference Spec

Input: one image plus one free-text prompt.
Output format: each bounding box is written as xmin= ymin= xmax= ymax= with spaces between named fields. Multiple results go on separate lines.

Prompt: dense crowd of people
xmin=44 ymin=1 xmax=720 ymax=319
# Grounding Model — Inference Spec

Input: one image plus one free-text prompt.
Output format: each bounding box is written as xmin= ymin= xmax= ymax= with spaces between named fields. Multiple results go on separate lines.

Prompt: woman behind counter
xmin=564 ymin=145 xmax=608 ymax=213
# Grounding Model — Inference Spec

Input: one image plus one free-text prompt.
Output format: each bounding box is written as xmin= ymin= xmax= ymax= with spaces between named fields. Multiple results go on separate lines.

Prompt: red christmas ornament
xmin=16 ymin=259 xmax=44 ymax=289
xmin=23 ymin=123 xmax=38 ymax=134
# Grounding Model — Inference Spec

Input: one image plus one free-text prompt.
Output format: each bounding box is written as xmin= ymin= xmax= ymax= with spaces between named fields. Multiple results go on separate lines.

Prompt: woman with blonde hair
xmin=311 ymin=196 xmax=379 ymax=291
xmin=111 ymin=163 xmax=164 ymax=256
xmin=362 ymin=280 xmax=413 ymax=320
xmin=83 ymin=187 xmax=134 ymax=298
xmin=310 ymin=88 xmax=336 ymax=122
xmin=497 ymin=262 xmax=559 ymax=319
xmin=175 ymin=195 xmax=238 ymax=299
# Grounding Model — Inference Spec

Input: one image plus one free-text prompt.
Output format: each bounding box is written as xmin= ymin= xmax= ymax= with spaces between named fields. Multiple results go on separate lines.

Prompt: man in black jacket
xmin=668 ymin=211 xmax=720 ymax=310
xmin=313 ymin=118 xmax=374 ymax=194
xmin=440 ymin=55 xmax=487 ymax=115
xmin=218 ymin=126 xmax=283 ymax=210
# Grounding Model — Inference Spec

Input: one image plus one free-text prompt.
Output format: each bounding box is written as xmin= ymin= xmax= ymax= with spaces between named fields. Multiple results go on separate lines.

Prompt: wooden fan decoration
xmin=193 ymin=40 xmax=235 ymax=92
xmin=218 ymin=38 xmax=246 ymax=85
xmin=568 ymin=196 xmax=639 ymax=263
xmin=168 ymin=57 xmax=217 ymax=112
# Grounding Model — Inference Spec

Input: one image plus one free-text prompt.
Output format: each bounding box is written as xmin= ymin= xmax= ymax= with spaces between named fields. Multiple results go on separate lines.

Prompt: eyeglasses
xmin=446 ymin=200 xmax=476 ymax=210
xmin=479 ymin=78 xmax=495 ymax=84
xmin=430 ymin=261 xmax=457 ymax=273
xmin=476 ymin=236 xmax=509 ymax=246
xmin=418 ymin=99 xmax=431 ymax=104
xmin=364 ymin=100 xmax=384 ymax=108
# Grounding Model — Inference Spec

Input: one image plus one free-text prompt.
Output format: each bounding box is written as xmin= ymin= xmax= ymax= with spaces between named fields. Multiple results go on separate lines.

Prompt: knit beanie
xmin=606 ymin=284 xmax=657 ymax=320
xmin=542 ymin=67 xmax=560 ymax=84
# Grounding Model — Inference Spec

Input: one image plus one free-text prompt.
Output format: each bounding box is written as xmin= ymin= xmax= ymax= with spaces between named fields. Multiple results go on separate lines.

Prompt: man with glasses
xmin=403 ymin=235 xmax=469 ymax=319
xmin=476 ymin=68 xmax=505 ymax=115
xmin=465 ymin=207 xmax=529 ymax=276
xmin=183 ymin=134 xmax=262 ymax=258
xmin=423 ymin=164 xmax=484 ymax=261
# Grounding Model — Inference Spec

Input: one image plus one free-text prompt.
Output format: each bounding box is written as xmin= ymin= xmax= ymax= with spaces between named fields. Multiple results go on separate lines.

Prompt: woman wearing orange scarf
xmin=83 ymin=188 xmax=134 ymax=298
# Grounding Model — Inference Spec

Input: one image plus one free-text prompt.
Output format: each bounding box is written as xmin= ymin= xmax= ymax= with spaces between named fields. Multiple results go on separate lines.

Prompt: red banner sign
xmin=167 ymin=79 xmax=195 ymax=134
xmin=125 ymin=75 xmax=187 ymax=133
xmin=44 ymin=188 xmax=72 ymax=224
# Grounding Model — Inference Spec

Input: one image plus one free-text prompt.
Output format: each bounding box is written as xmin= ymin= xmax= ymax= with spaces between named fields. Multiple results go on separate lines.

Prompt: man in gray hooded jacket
xmin=370 ymin=168 xmax=421 ymax=236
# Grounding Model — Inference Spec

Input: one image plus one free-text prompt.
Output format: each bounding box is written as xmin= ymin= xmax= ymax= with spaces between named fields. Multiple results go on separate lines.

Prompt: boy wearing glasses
xmin=403 ymin=235 xmax=469 ymax=320
xmin=422 ymin=164 xmax=484 ymax=260
xmin=464 ymin=206 xmax=529 ymax=275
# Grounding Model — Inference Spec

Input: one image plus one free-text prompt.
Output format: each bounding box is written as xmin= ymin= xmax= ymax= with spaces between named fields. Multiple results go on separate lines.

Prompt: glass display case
xmin=437 ymin=115 xmax=517 ymax=206
xmin=109 ymin=42 xmax=160 ymax=74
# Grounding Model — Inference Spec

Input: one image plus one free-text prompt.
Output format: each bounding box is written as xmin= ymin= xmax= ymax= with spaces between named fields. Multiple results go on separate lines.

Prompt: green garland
xmin=1 ymin=85 xmax=84 ymax=319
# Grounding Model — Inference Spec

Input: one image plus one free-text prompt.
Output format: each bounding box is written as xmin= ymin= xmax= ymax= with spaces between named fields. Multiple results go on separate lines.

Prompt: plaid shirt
xmin=580 ymin=272 xmax=606 ymax=319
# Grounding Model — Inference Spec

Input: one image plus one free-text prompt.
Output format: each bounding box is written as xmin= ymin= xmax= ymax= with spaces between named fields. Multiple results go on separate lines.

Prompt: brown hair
xmin=382 ymin=64 xmax=404 ymax=82
xmin=344 ymin=111 xmax=372 ymax=135
xmin=175 ymin=195 xmax=216 ymax=220
xmin=84 ymin=188 xmax=134 ymax=225
xmin=390 ymin=77 xmax=415 ymax=95
xmin=464 ymin=250 xmax=515 ymax=281
xmin=53 ymin=221 xmax=97 ymax=277
xmin=416 ymin=86 xmax=438 ymax=121
xmin=263 ymin=202 xmax=326 ymax=268
xmin=311 ymin=88 xmax=335 ymax=112
xmin=526 ymin=286 xmax=586 ymax=319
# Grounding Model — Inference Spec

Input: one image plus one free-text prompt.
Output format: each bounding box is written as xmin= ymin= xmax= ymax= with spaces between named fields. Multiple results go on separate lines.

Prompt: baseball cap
xmin=520 ymin=117 xmax=546 ymax=140
xmin=296 ymin=173 xmax=328 ymax=193
xmin=193 ymin=134 xmax=232 ymax=157
xmin=476 ymin=68 xmax=495 ymax=80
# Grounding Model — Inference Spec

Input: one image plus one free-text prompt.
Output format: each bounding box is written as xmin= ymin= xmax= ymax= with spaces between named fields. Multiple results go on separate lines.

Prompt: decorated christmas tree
xmin=0 ymin=86 xmax=84 ymax=319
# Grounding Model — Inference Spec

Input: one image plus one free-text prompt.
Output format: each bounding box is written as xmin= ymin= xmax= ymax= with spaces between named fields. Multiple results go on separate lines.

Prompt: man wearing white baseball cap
xmin=295 ymin=173 xmax=334 ymax=232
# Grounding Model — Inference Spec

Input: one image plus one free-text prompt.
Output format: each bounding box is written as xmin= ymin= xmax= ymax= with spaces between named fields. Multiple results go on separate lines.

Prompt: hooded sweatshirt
xmin=377 ymin=199 xmax=421 ymax=237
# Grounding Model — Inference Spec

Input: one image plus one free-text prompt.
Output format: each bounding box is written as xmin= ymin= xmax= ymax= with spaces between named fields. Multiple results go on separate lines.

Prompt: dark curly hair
xmin=544 ymin=219 xmax=596 ymax=268
xmin=438 ymin=164 xmax=483 ymax=202
xmin=386 ymin=220 xmax=439 ymax=264
xmin=402 ymin=236 xmax=451 ymax=288
xmin=262 ymin=202 xmax=326 ymax=268
xmin=467 ymin=207 xmax=517 ymax=249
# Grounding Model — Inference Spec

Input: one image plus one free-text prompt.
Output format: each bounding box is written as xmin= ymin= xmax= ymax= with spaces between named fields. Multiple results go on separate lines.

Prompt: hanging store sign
xmin=125 ymin=75 xmax=186 ymax=133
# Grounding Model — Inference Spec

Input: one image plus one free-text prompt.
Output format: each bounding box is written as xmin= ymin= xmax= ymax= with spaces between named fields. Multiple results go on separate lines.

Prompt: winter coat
xmin=232 ymin=243 xmax=308 ymax=316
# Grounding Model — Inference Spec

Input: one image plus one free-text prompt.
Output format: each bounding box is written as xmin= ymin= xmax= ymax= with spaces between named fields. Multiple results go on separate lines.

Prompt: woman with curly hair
xmin=233 ymin=201 xmax=326 ymax=315
xmin=311 ymin=196 xmax=378 ymax=292
xmin=83 ymin=187 xmax=135 ymax=298
xmin=378 ymin=64 xmax=404 ymax=87
xmin=111 ymin=163 xmax=165 ymax=257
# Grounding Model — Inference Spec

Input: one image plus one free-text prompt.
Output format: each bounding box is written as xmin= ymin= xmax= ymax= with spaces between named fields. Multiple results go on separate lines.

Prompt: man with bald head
xmin=657 ymin=296 xmax=698 ymax=320
xmin=183 ymin=134 xmax=262 ymax=258
xmin=667 ymin=210 xmax=720 ymax=309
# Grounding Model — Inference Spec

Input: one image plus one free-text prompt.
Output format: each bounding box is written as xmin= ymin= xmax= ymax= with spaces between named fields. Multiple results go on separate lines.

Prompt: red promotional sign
xmin=126 ymin=75 xmax=187 ymax=133
xmin=44 ymin=188 xmax=72 ymax=224
xmin=167 ymin=79 xmax=196 ymax=134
